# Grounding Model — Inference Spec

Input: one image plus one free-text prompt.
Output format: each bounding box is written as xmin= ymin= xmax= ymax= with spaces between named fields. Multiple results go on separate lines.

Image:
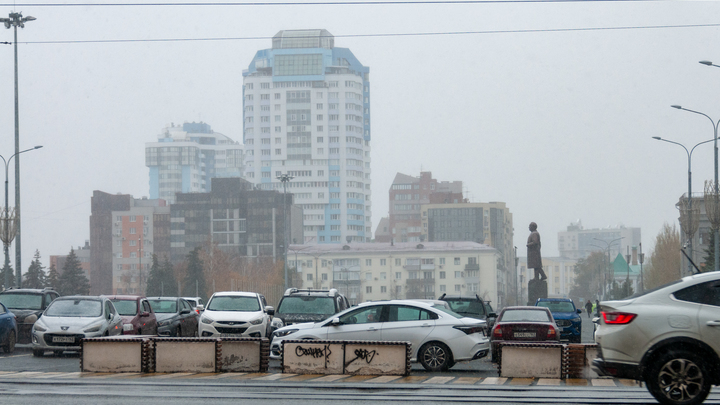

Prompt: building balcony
xmin=403 ymin=264 xmax=420 ymax=271
xmin=464 ymin=263 xmax=479 ymax=272
xmin=406 ymin=278 xmax=435 ymax=286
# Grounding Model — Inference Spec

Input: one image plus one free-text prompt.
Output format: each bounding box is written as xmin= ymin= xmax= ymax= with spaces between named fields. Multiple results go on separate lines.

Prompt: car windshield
xmin=185 ymin=299 xmax=197 ymax=307
xmin=207 ymin=296 xmax=260 ymax=312
xmin=46 ymin=299 xmax=102 ymax=317
xmin=431 ymin=305 xmax=464 ymax=319
xmin=111 ymin=300 xmax=138 ymax=316
xmin=0 ymin=293 xmax=43 ymax=310
xmin=150 ymin=299 xmax=177 ymax=314
xmin=536 ymin=301 xmax=575 ymax=312
xmin=442 ymin=299 xmax=485 ymax=316
xmin=500 ymin=309 xmax=550 ymax=322
xmin=277 ymin=296 xmax=335 ymax=316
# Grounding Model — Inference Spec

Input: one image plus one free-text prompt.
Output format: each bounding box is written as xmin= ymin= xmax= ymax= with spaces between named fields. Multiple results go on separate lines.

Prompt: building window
xmin=439 ymin=258 xmax=445 ymax=265
xmin=130 ymin=228 xmax=136 ymax=234
xmin=366 ymin=286 xmax=372 ymax=293
xmin=307 ymin=273 xmax=313 ymax=281
xmin=455 ymin=285 xmax=461 ymax=292
xmin=395 ymin=258 xmax=401 ymax=266
xmin=380 ymin=259 xmax=386 ymax=266
xmin=395 ymin=272 xmax=401 ymax=280
xmin=439 ymin=285 xmax=446 ymax=292
xmin=454 ymin=257 xmax=460 ymax=265
xmin=381 ymin=286 xmax=387 ymax=293
xmin=439 ymin=271 xmax=446 ymax=279
xmin=366 ymin=259 xmax=372 ymax=266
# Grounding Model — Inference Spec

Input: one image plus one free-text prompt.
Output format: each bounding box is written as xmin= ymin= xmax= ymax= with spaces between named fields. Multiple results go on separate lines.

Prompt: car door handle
xmin=421 ymin=323 xmax=431 ymax=327
xmin=707 ymin=321 xmax=720 ymax=327
xmin=367 ymin=327 xmax=379 ymax=331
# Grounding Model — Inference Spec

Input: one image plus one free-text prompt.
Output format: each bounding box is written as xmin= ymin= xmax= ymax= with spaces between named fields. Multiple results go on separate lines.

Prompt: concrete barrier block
xmin=583 ymin=345 xmax=600 ymax=379
xmin=343 ymin=342 xmax=409 ymax=376
xmin=282 ymin=341 xmax=345 ymax=374
xmin=218 ymin=338 xmax=267 ymax=372
xmin=153 ymin=338 xmax=218 ymax=373
xmin=81 ymin=337 xmax=150 ymax=373
xmin=500 ymin=344 xmax=563 ymax=378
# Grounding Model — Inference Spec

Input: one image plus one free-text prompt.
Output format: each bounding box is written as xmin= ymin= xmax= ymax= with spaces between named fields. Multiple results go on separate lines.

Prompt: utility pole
xmin=277 ymin=174 xmax=294 ymax=290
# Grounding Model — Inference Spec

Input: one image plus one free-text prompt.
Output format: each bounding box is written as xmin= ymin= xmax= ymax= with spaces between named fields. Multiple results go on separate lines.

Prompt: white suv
xmin=592 ymin=272 xmax=720 ymax=405
xmin=198 ymin=292 xmax=274 ymax=338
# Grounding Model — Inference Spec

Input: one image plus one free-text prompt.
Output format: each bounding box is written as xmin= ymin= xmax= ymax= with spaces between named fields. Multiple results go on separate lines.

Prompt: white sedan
xmin=271 ymin=299 xmax=489 ymax=371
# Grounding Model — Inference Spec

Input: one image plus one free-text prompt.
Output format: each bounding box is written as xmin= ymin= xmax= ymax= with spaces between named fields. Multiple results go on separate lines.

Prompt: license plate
xmin=52 ymin=336 xmax=75 ymax=343
xmin=123 ymin=324 xmax=134 ymax=331
xmin=220 ymin=333 xmax=243 ymax=337
xmin=514 ymin=332 xmax=536 ymax=338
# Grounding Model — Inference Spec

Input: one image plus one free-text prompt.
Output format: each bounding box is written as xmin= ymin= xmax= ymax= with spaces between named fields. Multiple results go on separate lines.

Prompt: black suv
xmin=270 ymin=288 xmax=350 ymax=335
xmin=438 ymin=293 xmax=497 ymax=331
xmin=0 ymin=288 xmax=59 ymax=344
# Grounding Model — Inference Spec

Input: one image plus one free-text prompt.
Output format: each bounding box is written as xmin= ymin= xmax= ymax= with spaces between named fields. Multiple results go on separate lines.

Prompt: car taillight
xmin=454 ymin=325 xmax=485 ymax=335
xmin=547 ymin=326 xmax=556 ymax=338
xmin=492 ymin=325 xmax=503 ymax=339
xmin=602 ymin=312 xmax=637 ymax=325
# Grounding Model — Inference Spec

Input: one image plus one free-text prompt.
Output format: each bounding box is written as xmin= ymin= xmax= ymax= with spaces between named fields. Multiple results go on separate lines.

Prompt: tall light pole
xmin=592 ymin=236 xmax=624 ymax=299
xmin=0 ymin=12 xmax=36 ymax=288
xmin=652 ymin=136 xmax=715 ymax=276
xmin=671 ymin=105 xmax=720 ymax=272
xmin=0 ymin=145 xmax=42 ymax=289
xmin=277 ymin=173 xmax=294 ymax=290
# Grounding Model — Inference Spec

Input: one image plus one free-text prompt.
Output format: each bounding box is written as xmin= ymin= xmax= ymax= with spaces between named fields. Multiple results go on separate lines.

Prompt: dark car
xmin=535 ymin=298 xmax=582 ymax=343
xmin=270 ymin=288 xmax=350 ymax=335
xmin=105 ymin=295 xmax=158 ymax=336
xmin=490 ymin=306 xmax=559 ymax=362
xmin=438 ymin=293 xmax=497 ymax=331
xmin=147 ymin=297 xmax=198 ymax=337
xmin=0 ymin=302 xmax=17 ymax=353
xmin=0 ymin=288 xmax=59 ymax=344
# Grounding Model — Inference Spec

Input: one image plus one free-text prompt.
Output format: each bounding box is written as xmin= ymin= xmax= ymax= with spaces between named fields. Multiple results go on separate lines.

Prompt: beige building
xmin=517 ymin=257 xmax=578 ymax=305
xmin=289 ymin=241 xmax=503 ymax=306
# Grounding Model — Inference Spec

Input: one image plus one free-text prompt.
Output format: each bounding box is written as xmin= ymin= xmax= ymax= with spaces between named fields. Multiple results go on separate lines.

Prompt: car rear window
xmin=111 ymin=299 xmax=138 ymax=316
xmin=500 ymin=309 xmax=550 ymax=322
xmin=277 ymin=296 xmax=335 ymax=316
xmin=0 ymin=293 xmax=43 ymax=310
xmin=46 ymin=299 xmax=102 ymax=317
xmin=442 ymin=299 xmax=485 ymax=316
xmin=150 ymin=300 xmax=178 ymax=313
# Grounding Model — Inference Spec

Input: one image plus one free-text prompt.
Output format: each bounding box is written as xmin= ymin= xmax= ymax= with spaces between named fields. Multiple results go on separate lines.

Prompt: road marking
xmin=253 ymin=373 xmax=296 ymax=381
xmin=508 ymin=378 xmax=534 ymax=386
xmin=422 ymin=376 xmax=454 ymax=384
xmin=0 ymin=354 xmax=30 ymax=359
xmin=283 ymin=374 xmax=325 ymax=382
xmin=591 ymin=379 xmax=617 ymax=387
xmin=55 ymin=372 xmax=83 ymax=379
xmin=537 ymin=378 xmax=562 ymax=386
xmin=81 ymin=373 xmax=116 ymax=379
xmin=313 ymin=374 xmax=350 ymax=382
xmin=197 ymin=373 xmax=246 ymax=379
xmin=366 ymin=375 xmax=403 ymax=383
xmin=566 ymin=379 xmax=588 ymax=386
xmin=391 ymin=376 xmax=428 ymax=384
xmin=343 ymin=375 xmax=377 ymax=382
xmin=114 ymin=373 xmax=143 ymax=378
xmin=617 ymin=379 xmax=641 ymax=387
xmin=31 ymin=372 xmax=66 ymax=379
xmin=480 ymin=377 xmax=507 ymax=385
xmin=227 ymin=372 xmax=270 ymax=380
xmin=152 ymin=373 xmax=196 ymax=379
xmin=452 ymin=377 xmax=481 ymax=385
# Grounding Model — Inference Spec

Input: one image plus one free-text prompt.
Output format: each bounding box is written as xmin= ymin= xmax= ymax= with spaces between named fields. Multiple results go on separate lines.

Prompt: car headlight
xmin=33 ymin=323 xmax=47 ymax=332
xmin=249 ymin=317 xmax=264 ymax=325
xmin=201 ymin=316 xmax=214 ymax=325
xmin=84 ymin=323 xmax=104 ymax=333
xmin=271 ymin=318 xmax=284 ymax=328
xmin=158 ymin=319 xmax=172 ymax=327
xmin=272 ymin=328 xmax=298 ymax=338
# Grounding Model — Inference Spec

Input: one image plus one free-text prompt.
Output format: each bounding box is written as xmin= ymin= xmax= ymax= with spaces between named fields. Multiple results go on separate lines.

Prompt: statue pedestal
xmin=528 ymin=279 xmax=548 ymax=305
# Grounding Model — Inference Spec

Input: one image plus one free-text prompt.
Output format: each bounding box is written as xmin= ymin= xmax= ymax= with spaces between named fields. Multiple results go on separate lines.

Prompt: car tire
xmin=418 ymin=341 xmax=453 ymax=372
xmin=2 ymin=330 xmax=15 ymax=353
xmin=32 ymin=349 xmax=43 ymax=357
xmin=646 ymin=348 xmax=711 ymax=405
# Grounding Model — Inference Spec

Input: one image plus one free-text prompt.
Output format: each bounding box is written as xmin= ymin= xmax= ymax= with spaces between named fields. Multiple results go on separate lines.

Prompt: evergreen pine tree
xmin=1 ymin=261 xmax=14 ymax=290
xmin=23 ymin=250 xmax=47 ymax=289
xmin=161 ymin=256 xmax=178 ymax=296
xmin=46 ymin=263 xmax=60 ymax=289
xmin=58 ymin=248 xmax=90 ymax=295
xmin=182 ymin=247 xmax=205 ymax=299
xmin=145 ymin=254 xmax=162 ymax=296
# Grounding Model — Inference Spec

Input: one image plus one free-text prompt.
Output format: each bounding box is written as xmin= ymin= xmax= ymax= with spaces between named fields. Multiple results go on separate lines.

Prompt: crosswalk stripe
xmin=366 ymin=375 xmax=403 ymax=383
xmin=480 ymin=377 xmax=507 ymax=385
xmin=254 ymin=373 xmax=296 ymax=381
xmin=313 ymin=374 xmax=351 ymax=382
xmin=508 ymin=378 xmax=534 ymax=386
xmin=591 ymin=379 xmax=617 ymax=387
xmin=537 ymin=378 xmax=562 ymax=386
xmin=452 ymin=377 xmax=481 ymax=385
xmin=566 ymin=379 xmax=588 ymax=386
xmin=422 ymin=376 xmax=454 ymax=384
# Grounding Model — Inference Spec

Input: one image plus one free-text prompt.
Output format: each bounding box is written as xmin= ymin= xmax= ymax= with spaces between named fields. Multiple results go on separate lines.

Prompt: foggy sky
xmin=1 ymin=0 xmax=719 ymax=272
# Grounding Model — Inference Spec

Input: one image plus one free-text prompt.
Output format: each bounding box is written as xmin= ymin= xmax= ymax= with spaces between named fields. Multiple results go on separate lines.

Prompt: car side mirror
xmin=330 ymin=317 xmax=341 ymax=326
xmin=577 ymin=309 xmax=582 ymax=314
xmin=265 ymin=306 xmax=275 ymax=316
xmin=196 ymin=305 xmax=204 ymax=312
xmin=180 ymin=308 xmax=190 ymax=314
xmin=488 ymin=312 xmax=497 ymax=318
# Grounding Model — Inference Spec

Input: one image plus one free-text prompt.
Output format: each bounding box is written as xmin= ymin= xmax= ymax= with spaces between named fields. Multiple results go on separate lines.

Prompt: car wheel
xmin=418 ymin=342 xmax=453 ymax=372
xmin=32 ymin=349 xmax=44 ymax=357
xmin=2 ymin=330 xmax=15 ymax=353
xmin=646 ymin=349 xmax=711 ymax=405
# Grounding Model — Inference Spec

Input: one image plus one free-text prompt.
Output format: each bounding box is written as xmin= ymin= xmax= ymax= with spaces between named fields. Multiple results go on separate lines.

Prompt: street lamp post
xmin=671 ymin=105 xmax=720 ymax=272
xmin=639 ymin=243 xmax=645 ymax=293
xmin=0 ymin=12 xmax=36 ymax=289
xmin=277 ymin=173 xmax=294 ymax=290
xmin=592 ymin=237 xmax=624 ymax=299
xmin=0 ymin=145 xmax=42 ymax=289
xmin=652 ymin=136 xmax=715 ymax=276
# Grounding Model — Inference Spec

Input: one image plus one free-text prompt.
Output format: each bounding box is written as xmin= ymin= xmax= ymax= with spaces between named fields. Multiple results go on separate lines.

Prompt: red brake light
xmin=492 ymin=325 xmax=503 ymax=339
xmin=602 ymin=311 xmax=637 ymax=325
xmin=547 ymin=326 xmax=556 ymax=338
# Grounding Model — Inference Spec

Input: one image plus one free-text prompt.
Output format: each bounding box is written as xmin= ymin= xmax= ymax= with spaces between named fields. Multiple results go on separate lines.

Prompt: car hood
xmin=276 ymin=313 xmax=330 ymax=324
xmin=203 ymin=310 xmax=263 ymax=322
xmin=37 ymin=315 xmax=106 ymax=332
xmin=551 ymin=312 xmax=581 ymax=321
xmin=155 ymin=313 xmax=179 ymax=322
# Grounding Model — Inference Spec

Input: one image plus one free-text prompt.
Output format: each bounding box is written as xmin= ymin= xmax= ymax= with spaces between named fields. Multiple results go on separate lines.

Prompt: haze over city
xmin=0 ymin=0 xmax=719 ymax=269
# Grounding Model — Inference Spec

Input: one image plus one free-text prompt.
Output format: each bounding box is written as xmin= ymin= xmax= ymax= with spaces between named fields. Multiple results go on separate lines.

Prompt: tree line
xmin=0 ymin=248 xmax=90 ymax=295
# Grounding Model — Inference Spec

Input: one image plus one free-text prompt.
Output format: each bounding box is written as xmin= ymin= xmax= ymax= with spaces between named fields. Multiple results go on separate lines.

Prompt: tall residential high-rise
xmin=242 ymin=29 xmax=372 ymax=244
xmin=557 ymin=220 xmax=641 ymax=260
xmin=146 ymin=122 xmax=244 ymax=204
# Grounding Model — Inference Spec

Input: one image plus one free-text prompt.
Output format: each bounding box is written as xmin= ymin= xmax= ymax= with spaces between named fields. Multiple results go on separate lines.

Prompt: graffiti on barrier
xmin=345 ymin=348 xmax=377 ymax=367
xmin=295 ymin=345 xmax=333 ymax=368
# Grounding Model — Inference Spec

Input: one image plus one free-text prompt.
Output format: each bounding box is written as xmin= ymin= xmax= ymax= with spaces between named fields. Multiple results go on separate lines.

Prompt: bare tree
xmin=644 ymin=223 xmax=681 ymax=290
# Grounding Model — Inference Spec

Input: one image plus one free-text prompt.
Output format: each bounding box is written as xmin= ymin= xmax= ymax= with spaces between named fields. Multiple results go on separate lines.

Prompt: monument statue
xmin=526 ymin=222 xmax=547 ymax=280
